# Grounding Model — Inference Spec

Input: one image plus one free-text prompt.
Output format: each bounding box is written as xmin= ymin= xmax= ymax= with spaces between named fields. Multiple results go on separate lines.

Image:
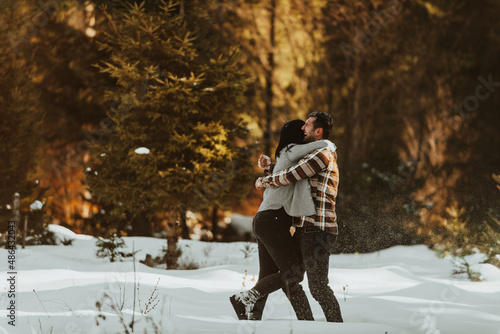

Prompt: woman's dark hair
xmin=275 ymin=119 xmax=305 ymax=158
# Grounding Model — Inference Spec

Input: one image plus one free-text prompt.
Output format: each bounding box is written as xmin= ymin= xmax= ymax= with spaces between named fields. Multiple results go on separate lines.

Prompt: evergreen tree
xmin=85 ymin=1 xmax=254 ymax=268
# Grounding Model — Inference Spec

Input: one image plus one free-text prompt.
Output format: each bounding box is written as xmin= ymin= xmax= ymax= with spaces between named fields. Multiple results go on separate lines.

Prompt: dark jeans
xmin=297 ymin=226 xmax=343 ymax=322
xmin=252 ymin=208 xmax=313 ymax=320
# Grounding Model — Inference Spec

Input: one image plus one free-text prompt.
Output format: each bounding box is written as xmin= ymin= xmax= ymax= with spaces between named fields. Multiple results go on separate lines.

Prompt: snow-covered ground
xmin=1 ymin=224 xmax=500 ymax=334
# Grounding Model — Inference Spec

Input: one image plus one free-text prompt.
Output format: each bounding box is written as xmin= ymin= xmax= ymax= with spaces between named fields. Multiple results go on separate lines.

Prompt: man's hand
xmin=258 ymin=154 xmax=271 ymax=170
xmin=255 ymin=177 xmax=263 ymax=190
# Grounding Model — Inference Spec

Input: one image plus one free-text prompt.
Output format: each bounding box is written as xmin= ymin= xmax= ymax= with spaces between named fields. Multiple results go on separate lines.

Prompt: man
xmin=256 ymin=111 xmax=343 ymax=323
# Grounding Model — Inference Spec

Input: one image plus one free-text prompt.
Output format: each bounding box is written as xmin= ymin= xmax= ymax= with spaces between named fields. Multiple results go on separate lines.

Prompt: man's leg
xmin=280 ymin=261 xmax=314 ymax=321
xmin=299 ymin=228 xmax=343 ymax=322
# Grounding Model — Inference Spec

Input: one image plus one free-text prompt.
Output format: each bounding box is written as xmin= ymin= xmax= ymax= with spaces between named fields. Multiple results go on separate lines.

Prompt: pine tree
xmin=85 ymin=1 xmax=253 ymax=268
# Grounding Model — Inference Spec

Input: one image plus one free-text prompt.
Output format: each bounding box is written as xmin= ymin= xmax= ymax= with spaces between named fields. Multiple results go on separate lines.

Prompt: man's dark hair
xmin=308 ymin=111 xmax=333 ymax=139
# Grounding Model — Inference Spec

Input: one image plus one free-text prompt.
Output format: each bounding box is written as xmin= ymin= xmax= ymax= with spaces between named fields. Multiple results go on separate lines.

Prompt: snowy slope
xmin=1 ymin=225 xmax=499 ymax=334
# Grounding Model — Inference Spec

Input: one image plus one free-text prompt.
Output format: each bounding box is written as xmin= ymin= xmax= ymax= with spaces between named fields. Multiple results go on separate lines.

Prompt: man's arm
xmin=258 ymin=154 xmax=275 ymax=174
xmin=287 ymin=141 xmax=328 ymax=162
xmin=264 ymin=164 xmax=275 ymax=175
xmin=257 ymin=148 xmax=331 ymax=188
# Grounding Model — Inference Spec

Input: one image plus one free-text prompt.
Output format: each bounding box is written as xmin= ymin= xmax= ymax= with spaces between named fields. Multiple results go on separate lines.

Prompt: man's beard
xmin=303 ymin=133 xmax=315 ymax=143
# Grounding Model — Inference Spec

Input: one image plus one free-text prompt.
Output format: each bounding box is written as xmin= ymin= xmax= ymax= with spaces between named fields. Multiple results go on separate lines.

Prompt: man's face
xmin=302 ymin=117 xmax=318 ymax=143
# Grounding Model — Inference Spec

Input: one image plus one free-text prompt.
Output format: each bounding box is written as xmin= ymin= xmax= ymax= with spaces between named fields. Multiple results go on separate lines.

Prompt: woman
xmin=230 ymin=119 xmax=330 ymax=321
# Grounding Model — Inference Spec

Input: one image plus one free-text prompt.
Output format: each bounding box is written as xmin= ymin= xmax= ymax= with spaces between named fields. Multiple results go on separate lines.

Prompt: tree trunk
xmin=264 ymin=0 xmax=276 ymax=158
xmin=349 ymin=58 xmax=362 ymax=166
xmin=211 ymin=206 xmax=218 ymax=241
xmin=164 ymin=209 xmax=179 ymax=269
xmin=178 ymin=204 xmax=189 ymax=239
xmin=22 ymin=215 xmax=27 ymax=249
xmin=7 ymin=193 xmax=20 ymax=249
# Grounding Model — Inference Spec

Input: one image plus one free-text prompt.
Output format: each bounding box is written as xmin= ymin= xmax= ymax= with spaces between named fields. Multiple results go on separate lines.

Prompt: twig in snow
xmin=33 ymin=289 xmax=51 ymax=318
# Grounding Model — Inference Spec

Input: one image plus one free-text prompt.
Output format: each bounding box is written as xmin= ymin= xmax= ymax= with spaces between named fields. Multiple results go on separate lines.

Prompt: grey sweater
xmin=257 ymin=140 xmax=336 ymax=217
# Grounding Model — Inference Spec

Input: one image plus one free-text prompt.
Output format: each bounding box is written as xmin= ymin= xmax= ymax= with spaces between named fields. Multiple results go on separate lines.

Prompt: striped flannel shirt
xmin=259 ymin=147 xmax=339 ymax=234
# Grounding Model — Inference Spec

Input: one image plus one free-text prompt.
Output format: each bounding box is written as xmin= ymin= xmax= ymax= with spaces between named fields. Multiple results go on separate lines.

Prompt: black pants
xmin=252 ymin=208 xmax=313 ymax=320
xmin=296 ymin=226 xmax=343 ymax=322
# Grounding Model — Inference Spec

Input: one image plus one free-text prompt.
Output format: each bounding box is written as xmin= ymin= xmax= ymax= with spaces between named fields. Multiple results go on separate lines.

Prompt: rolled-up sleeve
xmin=260 ymin=148 xmax=329 ymax=188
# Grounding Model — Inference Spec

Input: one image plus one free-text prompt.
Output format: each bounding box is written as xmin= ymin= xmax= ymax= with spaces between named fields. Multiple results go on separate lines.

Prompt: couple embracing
xmin=230 ymin=112 xmax=343 ymax=323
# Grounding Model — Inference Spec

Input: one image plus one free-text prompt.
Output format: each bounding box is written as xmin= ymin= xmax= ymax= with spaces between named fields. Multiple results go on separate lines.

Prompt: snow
xmin=134 ymin=147 xmax=150 ymax=154
xmin=48 ymin=224 xmax=93 ymax=241
xmin=29 ymin=200 xmax=43 ymax=211
xmin=1 ymin=225 xmax=500 ymax=334
xmin=228 ymin=214 xmax=253 ymax=236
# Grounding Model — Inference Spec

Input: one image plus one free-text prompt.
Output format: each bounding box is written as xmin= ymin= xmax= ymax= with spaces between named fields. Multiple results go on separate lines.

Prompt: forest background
xmin=1 ymin=0 xmax=499 ymax=267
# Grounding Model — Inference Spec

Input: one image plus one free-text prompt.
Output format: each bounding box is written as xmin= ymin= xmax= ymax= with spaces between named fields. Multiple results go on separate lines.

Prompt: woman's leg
xmin=250 ymin=237 xmax=273 ymax=319
xmin=252 ymin=208 xmax=313 ymax=320
xmin=252 ymin=209 xmax=292 ymax=294
xmin=230 ymin=211 xmax=276 ymax=320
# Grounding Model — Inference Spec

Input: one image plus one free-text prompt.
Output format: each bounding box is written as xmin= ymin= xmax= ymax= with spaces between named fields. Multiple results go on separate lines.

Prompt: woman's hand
xmin=255 ymin=178 xmax=263 ymax=190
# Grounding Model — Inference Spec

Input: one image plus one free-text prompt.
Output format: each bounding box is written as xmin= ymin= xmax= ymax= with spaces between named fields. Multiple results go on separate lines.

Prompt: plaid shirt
xmin=259 ymin=147 xmax=339 ymax=234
